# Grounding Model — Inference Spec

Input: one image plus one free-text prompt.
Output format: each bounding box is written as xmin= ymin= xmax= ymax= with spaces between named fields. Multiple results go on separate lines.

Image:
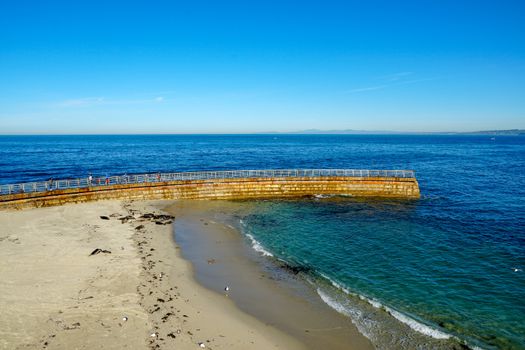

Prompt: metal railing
xmin=0 ymin=169 xmax=415 ymax=196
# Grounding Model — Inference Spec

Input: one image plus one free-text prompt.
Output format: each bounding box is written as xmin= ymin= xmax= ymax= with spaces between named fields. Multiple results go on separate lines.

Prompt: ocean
xmin=1 ymin=134 xmax=524 ymax=349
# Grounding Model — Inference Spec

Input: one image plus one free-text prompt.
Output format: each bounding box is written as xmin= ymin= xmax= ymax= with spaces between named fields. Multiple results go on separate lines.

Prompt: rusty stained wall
xmin=0 ymin=176 xmax=420 ymax=210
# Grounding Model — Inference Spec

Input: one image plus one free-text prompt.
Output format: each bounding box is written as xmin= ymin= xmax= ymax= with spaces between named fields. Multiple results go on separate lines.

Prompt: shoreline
xmin=161 ymin=199 xmax=474 ymax=350
xmin=131 ymin=200 xmax=306 ymax=349
xmin=162 ymin=200 xmax=374 ymax=350
xmin=0 ymin=200 xmax=304 ymax=349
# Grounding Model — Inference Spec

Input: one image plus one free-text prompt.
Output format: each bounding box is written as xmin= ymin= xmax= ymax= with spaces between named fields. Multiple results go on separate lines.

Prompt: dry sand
xmin=0 ymin=200 xmax=304 ymax=350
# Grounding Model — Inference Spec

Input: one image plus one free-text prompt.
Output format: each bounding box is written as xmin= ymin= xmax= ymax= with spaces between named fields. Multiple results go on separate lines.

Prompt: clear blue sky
xmin=1 ymin=0 xmax=524 ymax=134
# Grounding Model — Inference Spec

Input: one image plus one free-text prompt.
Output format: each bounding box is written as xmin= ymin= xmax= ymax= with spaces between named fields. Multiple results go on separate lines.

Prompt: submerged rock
xmin=280 ymin=263 xmax=311 ymax=275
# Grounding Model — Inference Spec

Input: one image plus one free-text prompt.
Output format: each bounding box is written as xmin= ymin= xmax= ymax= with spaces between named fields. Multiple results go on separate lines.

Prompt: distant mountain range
xmin=260 ymin=129 xmax=525 ymax=135
xmin=456 ymin=129 xmax=525 ymax=135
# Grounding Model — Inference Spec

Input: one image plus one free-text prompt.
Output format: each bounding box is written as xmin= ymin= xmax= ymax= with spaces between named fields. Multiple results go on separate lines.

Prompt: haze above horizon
xmin=1 ymin=1 xmax=524 ymax=134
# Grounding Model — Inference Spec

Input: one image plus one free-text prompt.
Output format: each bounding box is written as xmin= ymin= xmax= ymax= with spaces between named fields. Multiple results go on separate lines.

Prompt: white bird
xmin=224 ymin=286 xmax=230 ymax=292
xmin=198 ymin=342 xmax=206 ymax=348
xmin=122 ymin=316 xmax=128 ymax=322
xmin=150 ymin=332 xmax=157 ymax=337
xmin=513 ymin=268 xmax=522 ymax=272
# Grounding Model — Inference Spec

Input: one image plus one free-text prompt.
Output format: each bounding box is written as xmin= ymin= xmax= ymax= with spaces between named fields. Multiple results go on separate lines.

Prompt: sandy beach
xmin=0 ymin=200 xmax=305 ymax=350
xmin=165 ymin=200 xmax=374 ymax=350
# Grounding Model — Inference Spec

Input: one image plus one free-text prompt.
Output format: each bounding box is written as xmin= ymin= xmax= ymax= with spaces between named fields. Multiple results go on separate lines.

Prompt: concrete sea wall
xmin=0 ymin=176 xmax=420 ymax=210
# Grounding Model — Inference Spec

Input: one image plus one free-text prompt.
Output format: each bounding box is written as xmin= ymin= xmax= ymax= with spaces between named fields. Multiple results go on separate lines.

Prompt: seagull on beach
xmin=224 ymin=286 xmax=230 ymax=292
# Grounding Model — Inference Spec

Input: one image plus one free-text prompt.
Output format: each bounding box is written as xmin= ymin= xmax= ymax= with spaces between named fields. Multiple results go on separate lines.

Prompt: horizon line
xmin=0 ymin=129 xmax=524 ymax=136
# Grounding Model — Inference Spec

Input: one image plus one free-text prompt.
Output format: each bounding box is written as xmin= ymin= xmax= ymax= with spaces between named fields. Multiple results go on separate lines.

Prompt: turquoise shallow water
xmin=1 ymin=134 xmax=524 ymax=348
xmin=240 ymin=197 xmax=524 ymax=349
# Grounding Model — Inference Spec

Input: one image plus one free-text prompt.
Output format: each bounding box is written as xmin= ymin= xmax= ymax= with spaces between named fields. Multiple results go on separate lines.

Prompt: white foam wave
xmin=245 ymin=233 xmax=273 ymax=257
xmin=317 ymin=288 xmax=361 ymax=318
xmin=384 ymin=306 xmax=450 ymax=340
xmin=317 ymin=273 xmax=451 ymax=340
xmin=471 ymin=346 xmax=486 ymax=350
xmin=319 ymin=272 xmax=350 ymax=294
xmin=316 ymin=288 xmax=375 ymax=341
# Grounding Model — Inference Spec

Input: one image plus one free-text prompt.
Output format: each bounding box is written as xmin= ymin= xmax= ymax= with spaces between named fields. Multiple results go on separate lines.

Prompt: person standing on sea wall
xmin=88 ymin=174 xmax=93 ymax=186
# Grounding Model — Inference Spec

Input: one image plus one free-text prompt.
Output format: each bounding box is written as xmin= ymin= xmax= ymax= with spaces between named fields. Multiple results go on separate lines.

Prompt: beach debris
xmin=167 ymin=332 xmax=177 ymax=338
xmin=122 ymin=316 xmax=128 ymax=322
xmin=198 ymin=342 xmax=206 ymax=348
xmin=141 ymin=213 xmax=174 ymax=220
xmin=138 ymin=213 xmax=174 ymax=225
xmin=161 ymin=312 xmax=173 ymax=322
xmin=89 ymin=248 xmax=111 ymax=256
xmin=118 ymin=215 xmax=134 ymax=223
xmin=150 ymin=332 xmax=158 ymax=337
xmin=207 ymin=259 xmax=216 ymax=264
xmin=135 ymin=225 xmax=145 ymax=231
xmin=99 ymin=216 xmax=110 ymax=220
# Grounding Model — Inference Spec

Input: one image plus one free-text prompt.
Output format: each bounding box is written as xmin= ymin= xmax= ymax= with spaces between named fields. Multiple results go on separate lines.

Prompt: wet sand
xmin=163 ymin=200 xmax=374 ymax=350
xmin=0 ymin=200 xmax=304 ymax=349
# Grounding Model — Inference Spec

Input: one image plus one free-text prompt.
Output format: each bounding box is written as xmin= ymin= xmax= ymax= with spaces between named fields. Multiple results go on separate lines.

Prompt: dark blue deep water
xmin=1 ymin=134 xmax=524 ymax=349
